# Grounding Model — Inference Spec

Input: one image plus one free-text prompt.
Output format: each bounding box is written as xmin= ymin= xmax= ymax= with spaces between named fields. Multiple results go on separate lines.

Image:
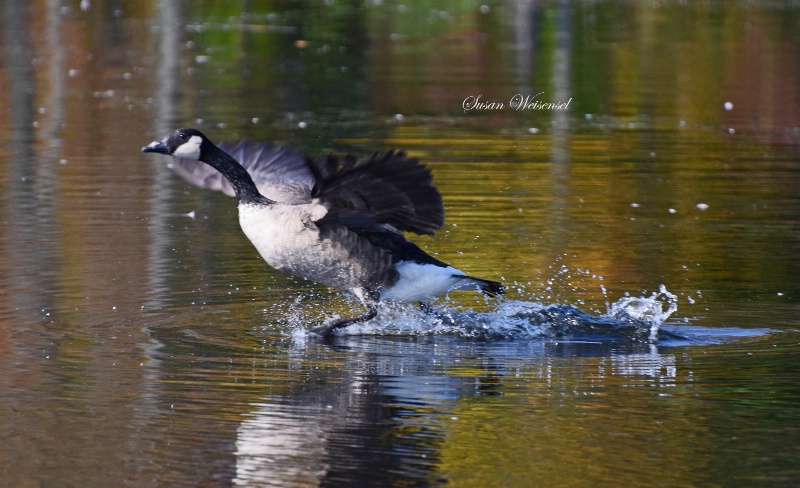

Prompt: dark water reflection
xmin=1 ymin=1 xmax=799 ymax=487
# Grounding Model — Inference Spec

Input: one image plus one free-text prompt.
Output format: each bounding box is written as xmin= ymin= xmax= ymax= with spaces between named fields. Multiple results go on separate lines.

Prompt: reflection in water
xmin=236 ymin=402 xmax=329 ymax=486
xmin=611 ymin=350 xmax=677 ymax=387
xmin=146 ymin=0 xmax=183 ymax=308
xmin=549 ymin=0 xmax=572 ymax=237
xmin=232 ymin=337 xmax=682 ymax=486
xmin=3 ymin=0 xmax=61 ymax=337
xmin=0 ymin=1 xmax=798 ymax=487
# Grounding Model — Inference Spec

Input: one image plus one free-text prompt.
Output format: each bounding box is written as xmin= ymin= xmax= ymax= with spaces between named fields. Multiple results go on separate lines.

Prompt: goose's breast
xmin=238 ymin=203 xmax=319 ymax=270
xmin=237 ymin=203 xmax=396 ymax=295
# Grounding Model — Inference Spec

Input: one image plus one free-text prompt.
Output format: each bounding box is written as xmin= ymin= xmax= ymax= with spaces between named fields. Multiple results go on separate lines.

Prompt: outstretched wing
xmin=310 ymin=151 xmax=445 ymax=236
xmin=168 ymin=141 xmax=314 ymax=204
xmin=167 ymin=140 xmax=445 ymax=235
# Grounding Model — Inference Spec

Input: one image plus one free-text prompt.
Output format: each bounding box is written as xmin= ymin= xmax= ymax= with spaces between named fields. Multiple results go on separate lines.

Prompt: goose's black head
xmin=142 ymin=127 xmax=271 ymax=205
xmin=142 ymin=128 xmax=210 ymax=160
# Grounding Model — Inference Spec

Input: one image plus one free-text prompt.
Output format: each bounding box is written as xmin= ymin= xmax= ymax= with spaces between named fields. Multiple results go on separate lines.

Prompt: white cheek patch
xmin=172 ymin=135 xmax=203 ymax=159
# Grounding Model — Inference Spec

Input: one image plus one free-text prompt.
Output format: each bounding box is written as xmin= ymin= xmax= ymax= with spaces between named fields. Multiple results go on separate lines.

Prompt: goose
xmin=142 ymin=128 xmax=503 ymax=336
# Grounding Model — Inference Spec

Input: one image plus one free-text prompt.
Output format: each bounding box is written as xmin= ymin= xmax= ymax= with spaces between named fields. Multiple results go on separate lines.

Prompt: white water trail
xmin=288 ymin=285 xmax=680 ymax=342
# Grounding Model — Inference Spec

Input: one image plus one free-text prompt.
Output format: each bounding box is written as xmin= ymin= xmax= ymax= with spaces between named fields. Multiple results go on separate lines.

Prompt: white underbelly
xmin=379 ymin=261 xmax=466 ymax=302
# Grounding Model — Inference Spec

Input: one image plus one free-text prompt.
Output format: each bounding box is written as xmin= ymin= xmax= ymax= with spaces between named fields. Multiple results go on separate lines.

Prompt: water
xmin=1 ymin=1 xmax=799 ymax=487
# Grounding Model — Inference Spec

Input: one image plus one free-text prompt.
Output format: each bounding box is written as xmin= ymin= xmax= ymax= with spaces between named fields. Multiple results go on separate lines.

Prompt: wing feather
xmin=166 ymin=140 xmax=445 ymax=235
xmin=167 ymin=141 xmax=314 ymax=204
xmin=310 ymin=151 xmax=444 ymax=235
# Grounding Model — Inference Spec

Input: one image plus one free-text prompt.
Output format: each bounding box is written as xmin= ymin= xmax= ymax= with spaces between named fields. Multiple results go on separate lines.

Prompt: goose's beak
xmin=142 ymin=139 xmax=169 ymax=154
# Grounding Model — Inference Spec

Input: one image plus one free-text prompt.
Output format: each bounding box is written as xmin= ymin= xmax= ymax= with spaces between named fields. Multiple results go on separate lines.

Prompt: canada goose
xmin=142 ymin=128 xmax=503 ymax=336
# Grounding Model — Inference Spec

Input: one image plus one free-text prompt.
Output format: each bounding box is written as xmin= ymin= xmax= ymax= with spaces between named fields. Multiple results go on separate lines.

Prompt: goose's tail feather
xmin=455 ymin=276 xmax=505 ymax=298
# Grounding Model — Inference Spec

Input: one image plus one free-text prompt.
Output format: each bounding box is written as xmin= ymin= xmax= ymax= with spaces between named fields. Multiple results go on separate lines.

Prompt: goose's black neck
xmin=202 ymin=144 xmax=272 ymax=205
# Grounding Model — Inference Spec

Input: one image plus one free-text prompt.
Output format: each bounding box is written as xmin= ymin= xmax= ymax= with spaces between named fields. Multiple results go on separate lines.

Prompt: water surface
xmin=1 ymin=1 xmax=799 ymax=487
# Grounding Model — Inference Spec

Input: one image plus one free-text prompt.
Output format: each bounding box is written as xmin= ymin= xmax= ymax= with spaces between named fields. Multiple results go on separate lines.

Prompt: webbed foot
xmin=309 ymin=308 xmax=378 ymax=338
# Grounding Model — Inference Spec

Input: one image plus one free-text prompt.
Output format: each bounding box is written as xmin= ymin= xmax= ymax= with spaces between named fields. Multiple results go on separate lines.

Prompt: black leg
xmin=310 ymin=307 xmax=378 ymax=338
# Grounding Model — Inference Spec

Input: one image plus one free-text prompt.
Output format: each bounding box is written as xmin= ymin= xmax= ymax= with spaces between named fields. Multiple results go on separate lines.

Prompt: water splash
xmin=293 ymin=285 xmax=679 ymax=343
xmin=605 ymin=285 xmax=678 ymax=342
